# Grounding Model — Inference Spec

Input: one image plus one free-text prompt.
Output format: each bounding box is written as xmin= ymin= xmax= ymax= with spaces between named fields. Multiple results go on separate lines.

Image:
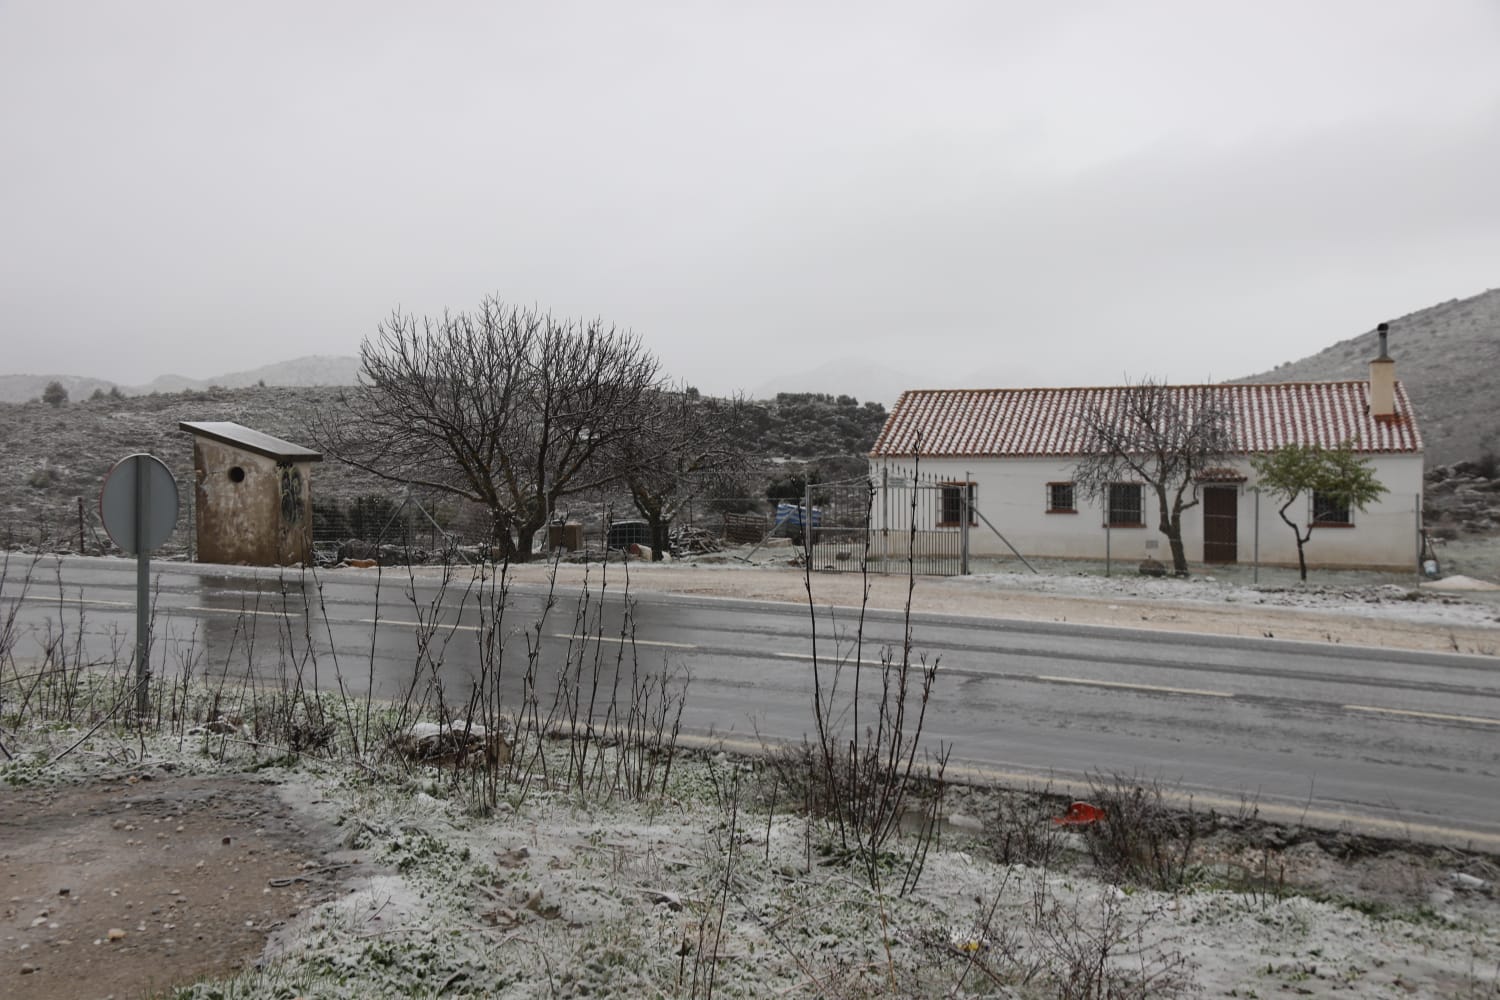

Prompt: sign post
xmin=99 ymin=454 xmax=179 ymax=719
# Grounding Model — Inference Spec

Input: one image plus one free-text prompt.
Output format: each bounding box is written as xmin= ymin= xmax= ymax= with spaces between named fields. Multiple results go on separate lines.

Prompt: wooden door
xmin=1203 ymin=487 xmax=1238 ymax=564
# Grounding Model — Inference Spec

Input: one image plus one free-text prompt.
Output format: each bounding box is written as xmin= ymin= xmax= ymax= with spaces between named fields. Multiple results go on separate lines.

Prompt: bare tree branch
xmin=1073 ymin=378 xmax=1235 ymax=575
xmin=610 ymin=388 xmax=751 ymax=559
xmin=311 ymin=297 xmax=664 ymax=561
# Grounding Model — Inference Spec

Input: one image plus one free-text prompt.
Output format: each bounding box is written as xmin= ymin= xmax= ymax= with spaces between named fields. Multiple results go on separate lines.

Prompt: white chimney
xmin=1369 ymin=321 xmax=1395 ymax=418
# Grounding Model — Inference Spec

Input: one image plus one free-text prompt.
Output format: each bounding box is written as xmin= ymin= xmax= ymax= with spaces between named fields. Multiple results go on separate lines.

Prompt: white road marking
xmin=182 ymin=606 xmax=297 ymax=618
xmin=11 ymin=595 xmax=297 ymax=617
xmin=1036 ymin=674 xmax=1233 ymax=698
xmin=1343 ymin=704 xmax=1500 ymax=726
xmin=359 ymin=618 xmax=482 ymax=633
xmin=15 ymin=595 xmax=133 ymax=609
xmin=776 ymin=651 xmax=889 ymax=668
xmin=553 ymin=633 xmax=697 ymax=649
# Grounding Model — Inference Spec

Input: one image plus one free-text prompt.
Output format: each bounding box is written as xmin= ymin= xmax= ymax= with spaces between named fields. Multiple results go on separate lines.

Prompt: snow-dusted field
xmin=9 ymin=729 xmax=1491 ymax=999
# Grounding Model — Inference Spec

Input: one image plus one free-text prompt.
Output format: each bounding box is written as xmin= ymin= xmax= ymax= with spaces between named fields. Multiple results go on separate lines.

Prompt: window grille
xmin=939 ymin=482 xmax=976 ymax=526
xmin=1312 ymin=491 xmax=1352 ymax=525
xmin=1107 ymin=483 xmax=1143 ymax=526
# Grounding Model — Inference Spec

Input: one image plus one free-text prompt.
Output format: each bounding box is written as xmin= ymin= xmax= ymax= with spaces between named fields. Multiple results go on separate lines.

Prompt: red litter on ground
xmin=1053 ymin=801 xmax=1107 ymax=826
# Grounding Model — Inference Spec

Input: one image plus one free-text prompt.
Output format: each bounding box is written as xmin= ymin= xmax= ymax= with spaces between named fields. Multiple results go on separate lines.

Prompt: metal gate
xmin=806 ymin=465 xmax=965 ymax=577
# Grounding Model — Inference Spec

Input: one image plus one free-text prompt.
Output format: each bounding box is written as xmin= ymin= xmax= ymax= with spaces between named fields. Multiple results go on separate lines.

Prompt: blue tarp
xmin=771 ymin=502 xmax=822 ymax=530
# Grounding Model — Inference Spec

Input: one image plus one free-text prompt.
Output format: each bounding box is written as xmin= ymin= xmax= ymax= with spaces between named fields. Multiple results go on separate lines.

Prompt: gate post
xmin=1253 ymin=487 xmax=1261 ymax=584
xmin=1105 ymin=497 xmax=1112 ymax=578
xmin=960 ymin=471 xmax=971 ymax=575
xmin=880 ymin=465 xmax=889 ymax=574
xmin=803 ymin=482 xmax=813 ymax=558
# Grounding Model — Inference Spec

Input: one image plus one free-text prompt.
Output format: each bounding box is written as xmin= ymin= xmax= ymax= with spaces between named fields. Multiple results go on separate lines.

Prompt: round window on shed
xmin=228 ymin=466 xmax=245 ymax=483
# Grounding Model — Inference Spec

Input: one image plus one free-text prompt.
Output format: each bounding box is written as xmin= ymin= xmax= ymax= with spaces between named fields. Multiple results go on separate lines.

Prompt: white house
xmin=868 ymin=340 xmax=1424 ymax=572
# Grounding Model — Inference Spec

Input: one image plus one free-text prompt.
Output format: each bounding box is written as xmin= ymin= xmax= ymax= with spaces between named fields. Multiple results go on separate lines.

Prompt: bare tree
xmin=614 ymin=388 xmax=750 ymax=560
xmin=1073 ymin=379 xmax=1235 ymax=575
xmin=313 ymin=298 xmax=663 ymax=561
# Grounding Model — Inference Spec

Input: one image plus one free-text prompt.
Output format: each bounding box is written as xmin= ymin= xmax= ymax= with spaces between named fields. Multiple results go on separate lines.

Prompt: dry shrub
xmin=1081 ymin=774 xmax=1204 ymax=890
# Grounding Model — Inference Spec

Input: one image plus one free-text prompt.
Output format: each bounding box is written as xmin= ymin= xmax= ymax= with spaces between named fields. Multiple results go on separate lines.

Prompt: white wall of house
xmin=869 ymin=453 xmax=1424 ymax=571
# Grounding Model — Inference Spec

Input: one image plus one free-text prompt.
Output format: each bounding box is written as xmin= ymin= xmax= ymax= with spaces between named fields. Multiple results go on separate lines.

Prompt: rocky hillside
xmin=0 ymin=374 xmax=119 ymax=405
xmin=0 ymin=386 xmax=889 ymax=553
xmin=727 ymin=392 xmax=888 ymax=461
xmin=1238 ymin=287 xmax=1500 ymax=466
xmin=0 ymin=387 xmax=383 ymax=552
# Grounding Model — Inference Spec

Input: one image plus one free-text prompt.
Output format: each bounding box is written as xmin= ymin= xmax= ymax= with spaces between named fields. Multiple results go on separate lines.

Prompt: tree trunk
xmin=1166 ymin=532 xmax=1188 ymax=576
xmin=1276 ymin=502 xmax=1310 ymax=582
xmin=489 ymin=508 xmax=517 ymax=562
xmin=646 ymin=513 xmax=669 ymax=561
xmin=1160 ymin=494 xmax=1189 ymax=575
xmin=512 ymin=514 xmax=545 ymax=562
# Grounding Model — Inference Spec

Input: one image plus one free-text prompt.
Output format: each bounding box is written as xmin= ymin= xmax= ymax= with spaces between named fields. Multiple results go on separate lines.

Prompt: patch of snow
xmin=1423 ymin=574 xmax=1500 ymax=592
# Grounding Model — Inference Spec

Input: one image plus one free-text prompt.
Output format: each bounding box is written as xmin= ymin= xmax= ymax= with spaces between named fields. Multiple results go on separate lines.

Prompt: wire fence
xmin=306 ymin=494 xmax=814 ymax=565
xmin=23 ymin=478 xmax=991 ymax=578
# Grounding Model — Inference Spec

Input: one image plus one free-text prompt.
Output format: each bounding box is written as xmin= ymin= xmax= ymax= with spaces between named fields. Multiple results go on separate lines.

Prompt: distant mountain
xmin=0 ymin=355 xmax=362 ymax=404
xmin=0 ymin=374 xmax=119 ymax=405
xmin=134 ymin=355 xmax=361 ymax=394
xmin=1237 ymin=288 xmax=1500 ymax=466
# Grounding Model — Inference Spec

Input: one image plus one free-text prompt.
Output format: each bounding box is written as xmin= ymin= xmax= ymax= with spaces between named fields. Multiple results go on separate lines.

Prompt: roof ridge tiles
xmin=871 ymin=381 xmax=1420 ymax=458
xmin=895 ymin=379 xmax=1374 ymax=395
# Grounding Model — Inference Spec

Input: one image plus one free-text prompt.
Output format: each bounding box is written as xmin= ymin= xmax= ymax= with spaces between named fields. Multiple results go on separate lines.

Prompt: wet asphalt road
xmin=5 ymin=555 xmax=1499 ymax=848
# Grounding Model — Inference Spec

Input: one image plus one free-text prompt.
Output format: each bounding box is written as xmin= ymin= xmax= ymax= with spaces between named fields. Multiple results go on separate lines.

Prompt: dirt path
xmin=0 ymin=771 xmax=359 ymax=1000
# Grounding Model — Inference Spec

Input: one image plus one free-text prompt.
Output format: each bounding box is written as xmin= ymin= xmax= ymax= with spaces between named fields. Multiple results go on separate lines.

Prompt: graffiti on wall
xmin=279 ymin=465 xmax=304 ymax=524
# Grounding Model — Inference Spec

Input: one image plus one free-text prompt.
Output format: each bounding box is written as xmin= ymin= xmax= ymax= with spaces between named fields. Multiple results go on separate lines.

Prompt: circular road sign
xmin=99 ymin=453 xmax=180 ymax=555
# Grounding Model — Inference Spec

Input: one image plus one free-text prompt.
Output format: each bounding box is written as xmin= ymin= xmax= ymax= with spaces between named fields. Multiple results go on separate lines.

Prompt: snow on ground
xmin=955 ymin=566 xmax=1500 ymax=630
xmin=165 ymin=743 xmax=1500 ymax=998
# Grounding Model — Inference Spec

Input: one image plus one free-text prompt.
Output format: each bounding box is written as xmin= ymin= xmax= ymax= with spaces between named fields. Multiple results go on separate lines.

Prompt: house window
xmin=1312 ymin=491 xmax=1352 ymax=526
xmin=939 ymin=482 xmax=976 ymax=527
xmin=1107 ymin=483 xmax=1144 ymax=527
xmin=1047 ymin=482 xmax=1076 ymax=513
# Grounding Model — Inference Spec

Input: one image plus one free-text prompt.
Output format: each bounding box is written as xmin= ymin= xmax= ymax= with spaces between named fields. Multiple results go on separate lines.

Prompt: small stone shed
xmin=178 ymin=421 xmax=323 ymax=566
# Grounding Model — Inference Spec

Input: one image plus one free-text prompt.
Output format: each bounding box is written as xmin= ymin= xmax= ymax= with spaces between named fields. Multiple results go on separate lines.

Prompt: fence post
xmin=1253 ymin=487 xmax=1260 ymax=584
xmin=1105 ymin=498 xmax=1112 ymax=578
xmin=77 ymin=496 xmax=85 ymax=554
xmin=803 ymin=481 xmax=813 ymax=556
xmin=961 ymin=470 xmax=971 ymax=575
xmin=880 ymin=465 xmax=889 ymax=575
xmin=1414 ymin=492 xmax=1422 ymax=580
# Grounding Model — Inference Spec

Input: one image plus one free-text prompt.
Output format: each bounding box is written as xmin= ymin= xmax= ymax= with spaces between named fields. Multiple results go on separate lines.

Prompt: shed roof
xmin=178 ymin=421 xmax=323 ymax=462
xmin=869 ymin=381 xmax=1422 ymax=459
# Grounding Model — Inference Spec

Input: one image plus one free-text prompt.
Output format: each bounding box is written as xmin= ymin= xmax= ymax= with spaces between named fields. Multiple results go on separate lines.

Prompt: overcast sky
xmin=3 ymin=1 xmax=1497 ymax=398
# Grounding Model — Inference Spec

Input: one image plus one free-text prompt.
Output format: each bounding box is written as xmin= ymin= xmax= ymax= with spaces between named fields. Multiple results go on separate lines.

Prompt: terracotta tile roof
xmin=869 ymin=381 xmax=1422 ymax=458
xmin=1196 ymin=467 xmax=1249 ymax=482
